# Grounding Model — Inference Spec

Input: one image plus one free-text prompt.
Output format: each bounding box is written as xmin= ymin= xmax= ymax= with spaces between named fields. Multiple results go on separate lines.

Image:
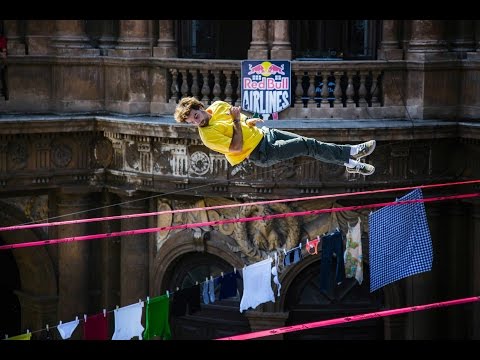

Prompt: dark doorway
xmin=284 ymin=260 xmax=384 ymax=340
xmin=0 ymin=237 xmax=21 ymax=339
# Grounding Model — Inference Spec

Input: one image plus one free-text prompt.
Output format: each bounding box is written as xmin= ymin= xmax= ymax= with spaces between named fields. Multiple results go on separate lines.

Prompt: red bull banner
xmin=241 ymin=60 xmax=291 ymax=120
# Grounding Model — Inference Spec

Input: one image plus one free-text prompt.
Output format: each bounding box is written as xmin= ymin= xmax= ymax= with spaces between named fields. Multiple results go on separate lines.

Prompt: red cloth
xmin=83 ymin=312 xmax=109 ymax=340
xmin=0 ymin=36 xmax=7 ymax=50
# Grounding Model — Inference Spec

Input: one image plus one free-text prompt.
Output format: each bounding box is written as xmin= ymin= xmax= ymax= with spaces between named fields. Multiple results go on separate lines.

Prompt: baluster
xmin=307 ymin=72 xmax=316 ymax=108
xmin=233 ymin=71 xmax=241 ymax=106
xmin=170 ymin=69 xmax=179 ymax=103
xmin=191 ymin=69 xmax=199 ymax=99
xmin=180 ymin=69 xmax=189 ymax=98
xmin=333 ymin=72 xmax=343 ymax=107
xmin=224 ymin=70 xmax=233 ymax=104
xmin=295 ymin=71 xmax=304 ymax=107
xmin=321 ymin=72 xmax=329 ymax=108
xmin=201 ymin=70 xmax=210 ymax=105
xmin=358 ymin=71 xmax=368 ymax=107
xmin=212 ymin=70 xmax=222 ymax=102
xmin=371 ymin=71 xmax=381 ymax=107
xmin=346 ymin=73 xmax=355 ymax=108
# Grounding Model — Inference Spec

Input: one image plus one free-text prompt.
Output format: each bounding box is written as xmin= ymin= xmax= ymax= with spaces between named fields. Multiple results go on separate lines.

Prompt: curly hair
xmin=174 ymin=97 xmax=205 ymax=123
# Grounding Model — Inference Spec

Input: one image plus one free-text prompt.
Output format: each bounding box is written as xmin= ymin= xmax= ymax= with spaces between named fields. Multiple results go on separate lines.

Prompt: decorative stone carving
xmin=2 ymin=195 xmax=49 ymax=224
xmin=51 ymin=142 xmax=72 ymax=168
xmin=94 ymin=137 xmax=113 ymax=168
xmin=156 ymin=200 xmax=173 ymax=251
xmin=8 ymin=140 xmax=28 ymax=170
xmin=189 ymin=151 xmax=210 ymax=176
xmin=125 ymin=141 xmax=140 ymax=170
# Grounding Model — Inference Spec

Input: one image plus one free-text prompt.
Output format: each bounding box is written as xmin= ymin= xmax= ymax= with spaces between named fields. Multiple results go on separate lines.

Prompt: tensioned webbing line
xmin=0 ymin=192 xmax=478 ymax=250
xmin=1 ymin=179 xmax=479 ymax=233
xmin=215 ymin=296 xmax=480 ymax=340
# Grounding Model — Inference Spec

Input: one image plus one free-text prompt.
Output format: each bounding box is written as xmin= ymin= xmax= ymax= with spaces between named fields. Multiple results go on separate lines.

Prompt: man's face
xmin=185 ymin=109 xmax=211 ymax=127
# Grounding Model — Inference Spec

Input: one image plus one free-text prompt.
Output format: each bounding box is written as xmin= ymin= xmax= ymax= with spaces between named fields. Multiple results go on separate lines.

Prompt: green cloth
xmin=143 ymin=295 xmax=172 ymax=340
xmin=5 ymin=332 xmax=32 ymax=340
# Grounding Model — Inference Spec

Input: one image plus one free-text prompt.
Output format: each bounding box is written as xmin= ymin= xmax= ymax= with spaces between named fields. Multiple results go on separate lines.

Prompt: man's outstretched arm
xmin=229 ymin=106 xmax=243 ymax=153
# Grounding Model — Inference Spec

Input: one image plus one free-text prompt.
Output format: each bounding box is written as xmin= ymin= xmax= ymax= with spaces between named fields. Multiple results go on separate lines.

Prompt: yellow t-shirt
xmin=198 ymin=101 xmax=264 ymax=166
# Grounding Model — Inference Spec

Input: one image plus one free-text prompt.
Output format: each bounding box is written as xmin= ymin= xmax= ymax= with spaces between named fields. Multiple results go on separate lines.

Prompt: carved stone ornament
xmin=7 ymin=140 xmax=28 ymax=170
xmin=51 ymin=142 xmax=72 ymax=168
xmin=94 ymin=137 xmax=113 ymax=168
xmin=189 ymin=151 xmax=210 ymax=176
xmin=156 ymin=200 xmax=173 ymax=250
xmin=125 ymin=141 xmax=140 ymax=170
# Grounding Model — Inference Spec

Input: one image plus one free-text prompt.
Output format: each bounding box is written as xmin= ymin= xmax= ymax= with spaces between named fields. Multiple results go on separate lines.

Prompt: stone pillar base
xmin=270 ymin=49 xmax=292 ymax=60
xmin=248 ymin=49 xmax=269 ymax=60
xmin=54 ymin=48 xmax=100 ymax=56
xmin=153 ymin=46 xmax=177 ymax=58
xmin=108 ymin=49 xmax=151 ymax=57
xmin=378 ymin=48 xmax=404 ymax=60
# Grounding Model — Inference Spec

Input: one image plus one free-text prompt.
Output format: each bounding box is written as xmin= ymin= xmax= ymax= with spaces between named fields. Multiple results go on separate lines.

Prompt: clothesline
xmin=1 ymin=179 xmax=478 ymax=232
xmin=1 ymin=192 xmax=478 ymax=251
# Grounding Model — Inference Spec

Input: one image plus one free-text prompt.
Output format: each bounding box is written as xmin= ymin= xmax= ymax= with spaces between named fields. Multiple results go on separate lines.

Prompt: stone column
xmin=57 ymin=192 xmax=91 ymax=322
xmin=4 ymin=20 xmax=26 ymax=55
xmin=245 ymin=311 xmax=289 ymax=340
xmin=407 ymin=20 xmax=449 ymax=60
xmin=15 ymin=291 xmax=58 ymax=338
xmin=472 ymin=202 xmax=480 ymax=339
xmin=110 ymin=20 xmax=151 ymax=57
xmin=248 ymin=20 xmax=269 ymax=59
xmin=153 ymin=20 xmax=177 ymax=58
xmin=25 ymin=20 xmax=55 ymax=55
xmin=119 ymin=196 xmax=149 ymax=305
xmin=450 ymin=20 xmax=475 ymax=57
xmin=270 ymin=20 xmax=292 ymax=60
xmin=377 ymin=20 xmax=403 ymax=60
xmin=51 ymin=20 xmax=99 ymax=56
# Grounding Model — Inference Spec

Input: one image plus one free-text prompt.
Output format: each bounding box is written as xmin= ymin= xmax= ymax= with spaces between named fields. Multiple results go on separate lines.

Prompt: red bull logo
xmin=247 ymin=61 xmax=285 ymax=76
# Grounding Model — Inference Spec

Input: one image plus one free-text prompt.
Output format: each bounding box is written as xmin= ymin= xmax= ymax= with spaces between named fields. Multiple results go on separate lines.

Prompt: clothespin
xmin=176 ymin=287 xmax=179 ymax=291
xmin=26 ymin=329 xmax=30 ymax=334
xmin=272 ymin=112 xmax=279 ymax=120
xmin=59 ymin=320 xmax=62 ymax=326
xmin=4 ymin=334 xmax=7 ymax=339
xmin=195 ymin=281 xmax=199 ymax=285
xmin=84 ymin=314 xmax=87 ymax=322
xmin=210 ymin=275 xmax=213 ymax=281
xmin=146 ymin=296 xmax=150 ymax=304
xmin=221 ymin=271 xmax=224 ymax=278
xmin=139 ymin=298 xmax=142 ymax=304
xmin=274 ymin=252 xmax=278 ymax=261
xmin=166 ymin=290 xmax=169 ymax=298
xmin=115 ymin=305 xmax=119 ymax=310
xmin=75 ymin=316 xmax=79 ymax=322
xmin=46 ymin=324 xmax=49 ymax=331
xmin=234 ymin=267 xmax=236 ymax=273
xmin=283 ymin=248 xmax=287 ymax=255
xmin=205 ymin=277 xmax=208 ymax=283
xmin=103 ymin=309 xmax=107 ymax=317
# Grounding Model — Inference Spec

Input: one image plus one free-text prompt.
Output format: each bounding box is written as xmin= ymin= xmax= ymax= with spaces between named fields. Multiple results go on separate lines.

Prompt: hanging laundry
xmin=171 ymin=285 xmax=201 ymax=316
xmin=83 ymin=312 xmax=109 ymax=340
xmin=57 ymin=318 xmax=80 ymax=340
xmin=369 ymin=188 xmax=433 ymax=292
xmin=143 ymin=295 xmax=171 ymax=340
xmin=218 ymin=271 xmax=241 ymax=300
xmin=319 ymin=229 xmax=345 ymax=294
xmin=202 ymin=277 xmax=215 ymax=304
xmin=306 ymin=237 xmax=321 ymax=255
xmin=271 ymin=253 xmax=281 ymax=297
xmin=344 ymin=218 xmax=363 ymax=284
xmin=240 ymin=258 xmax=275 ymax=312
xmin=283 ymin=243 xmax=303 ymax=267
xmin=112 ymin=302 xmax=145 ymax=340
xmin=4 ymin=331 xmax=32 ymax=340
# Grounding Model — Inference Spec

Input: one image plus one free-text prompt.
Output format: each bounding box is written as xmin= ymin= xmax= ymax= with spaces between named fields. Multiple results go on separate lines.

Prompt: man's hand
xmin=230 ymin=106 xmax=241 ymax=122
xmin=246 ymin=118 xmax=264 ymax=127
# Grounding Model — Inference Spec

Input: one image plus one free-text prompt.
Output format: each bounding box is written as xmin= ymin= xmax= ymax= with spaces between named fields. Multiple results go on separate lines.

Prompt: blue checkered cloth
xmin=369 ymin=188 xmax=433 ymax=292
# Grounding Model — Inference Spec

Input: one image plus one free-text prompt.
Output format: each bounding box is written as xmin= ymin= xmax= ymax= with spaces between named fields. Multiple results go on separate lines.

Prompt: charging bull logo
xmin=241 ymin=60 xmax=291 ymax=118
xmin=247 ymin=61 xmax=285 ymax=76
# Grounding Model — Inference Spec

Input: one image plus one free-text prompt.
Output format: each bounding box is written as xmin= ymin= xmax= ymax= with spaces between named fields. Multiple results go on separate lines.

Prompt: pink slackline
xmin=0 ymin=192 xmax=478 ymax=251
xmin=0 ymin=179 xmax=479 ymax=232
xmin=215 ymin=296 xmax=480 ymax=340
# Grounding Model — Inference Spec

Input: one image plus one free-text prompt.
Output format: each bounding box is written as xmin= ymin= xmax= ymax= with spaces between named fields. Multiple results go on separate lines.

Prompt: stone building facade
xmin=0 ymin=19 xmax=479 ymax=340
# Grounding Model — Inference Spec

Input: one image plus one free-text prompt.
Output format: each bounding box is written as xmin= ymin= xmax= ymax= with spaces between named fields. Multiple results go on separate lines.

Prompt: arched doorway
xmin=0 ymin=236 xmax=21 ymax=339
xmin=164 ymin=252 xmax=249 ymax=340
xmin=284 ymin=260 xmax=384 ymax=339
